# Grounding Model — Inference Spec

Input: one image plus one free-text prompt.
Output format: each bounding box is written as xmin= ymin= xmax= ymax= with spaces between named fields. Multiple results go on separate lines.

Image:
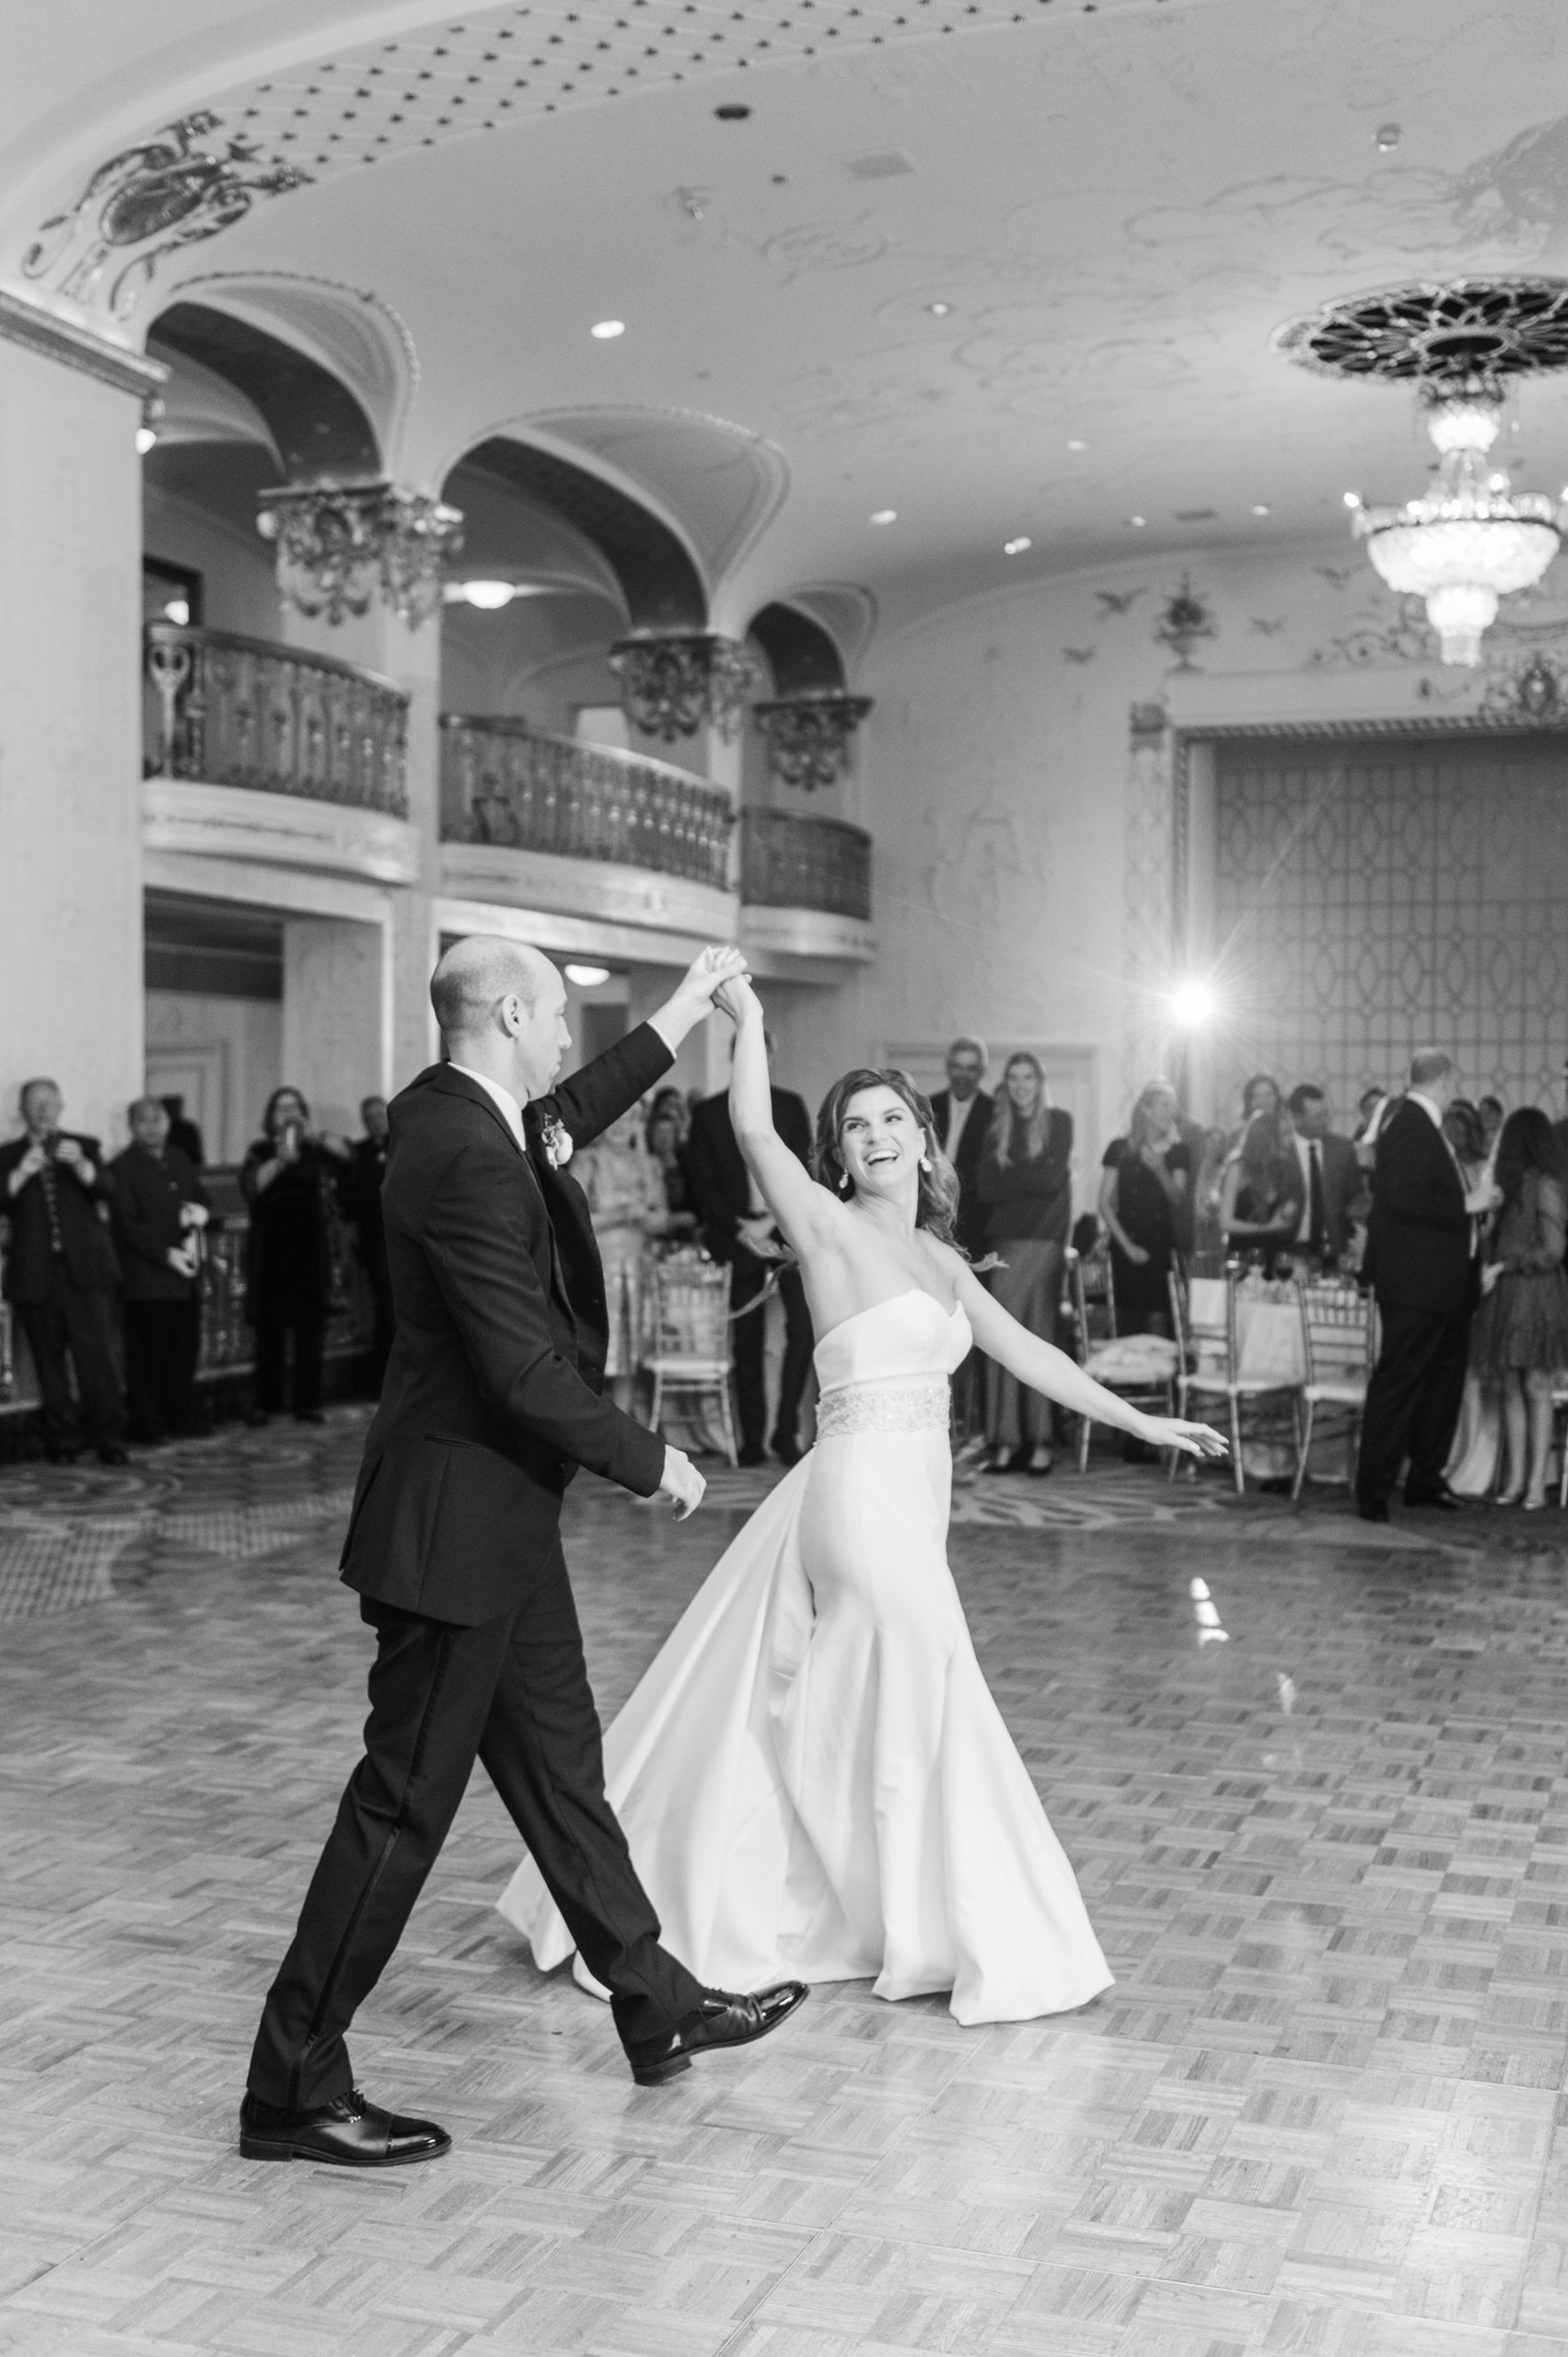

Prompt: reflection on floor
xmin=4 ymin=1409 xmax=1568 ymax=2355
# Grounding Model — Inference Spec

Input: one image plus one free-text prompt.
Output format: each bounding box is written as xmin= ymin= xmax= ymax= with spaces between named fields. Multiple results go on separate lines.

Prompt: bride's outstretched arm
xmin=950 ymin=1255 xmax=1226 ymax=1459
xmin=723 ymin=978 xmax=837 ymax=1257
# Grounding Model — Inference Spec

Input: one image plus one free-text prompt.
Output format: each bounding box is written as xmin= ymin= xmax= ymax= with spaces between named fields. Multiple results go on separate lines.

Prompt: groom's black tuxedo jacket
xmin=340 ymin=1028 xmax=671 ymax=1625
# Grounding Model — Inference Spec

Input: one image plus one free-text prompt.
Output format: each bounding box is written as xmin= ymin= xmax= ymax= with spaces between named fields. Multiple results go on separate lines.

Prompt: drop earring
xmin=838 ymin=1167 xmax=851 ymax=1192
xmin=920 ymin=1153 xmax=933 ymax=1172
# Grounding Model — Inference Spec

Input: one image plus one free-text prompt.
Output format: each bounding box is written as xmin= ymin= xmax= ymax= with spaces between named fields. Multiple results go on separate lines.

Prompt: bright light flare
xmin=1167 ymin=978 xmax=1218 ymax=1028
xmin=564 ymin=962 xmax=611 ymax=988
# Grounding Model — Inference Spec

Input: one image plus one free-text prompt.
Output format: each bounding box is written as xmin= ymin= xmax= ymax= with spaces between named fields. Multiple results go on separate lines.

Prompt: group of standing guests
xmin=1357 ymin=1051 xmax=1568 ymax=1517
xmin=0 ymin=1079 xmax=210 ymax=1462
xmin=0 ymin=1075 xmax=396 ymax=1463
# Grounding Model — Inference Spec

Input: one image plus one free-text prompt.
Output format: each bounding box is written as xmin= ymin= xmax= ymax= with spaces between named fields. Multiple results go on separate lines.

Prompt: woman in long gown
xmin=499 ymin=983 xmax=1225 ymax=2025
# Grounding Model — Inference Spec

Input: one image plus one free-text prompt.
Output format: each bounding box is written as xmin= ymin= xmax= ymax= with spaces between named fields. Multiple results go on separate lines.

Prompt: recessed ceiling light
xmin=1375 ymin=122 xmax=1401 ymax=151
xmin=590 ymin=319 xmax=625 ymax=340
xmin=1251 ymin=503 xmax=1271 ymax=516
xmin=565 ymin=962 xmax=611 ymax=987
xmin=1003 ymin=536 xmax=1032 ymax=555
xmin=870 ymin=508 xmax=898 ymax=525
xmin=926 ymin=300 xmax=952 ymax=317
xmin=1066 ymin=437 xmax=1088 ymax=452
xmin=1128 ymin=514 xmax=1147 ymax=528
xmin=1342 ymin=490 xmax=1362 ymax=507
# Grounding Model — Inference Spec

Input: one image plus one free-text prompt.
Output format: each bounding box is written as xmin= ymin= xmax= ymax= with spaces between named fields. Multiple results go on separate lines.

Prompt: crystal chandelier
xmin=257 ymin=482 xmax=464 ymax=628
xmin=1352 ymin=389 xmax=1562 ymax=665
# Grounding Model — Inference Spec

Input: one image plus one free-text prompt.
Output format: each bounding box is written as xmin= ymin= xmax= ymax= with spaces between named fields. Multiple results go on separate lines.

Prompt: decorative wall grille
xmin=1211 ymin=733 xmax=1568 ymax=1117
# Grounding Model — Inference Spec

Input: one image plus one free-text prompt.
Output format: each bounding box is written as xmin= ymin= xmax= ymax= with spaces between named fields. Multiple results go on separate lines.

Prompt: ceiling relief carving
xmin=22 ymin=115 xmax=308 ymax=320
xmin=16 ymin=0 xmax=1212 ymax=317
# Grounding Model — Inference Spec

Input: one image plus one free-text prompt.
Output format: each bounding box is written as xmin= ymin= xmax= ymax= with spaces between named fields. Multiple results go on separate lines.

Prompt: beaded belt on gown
xmin=814 ymin=1378 xmax=951 ymax=1438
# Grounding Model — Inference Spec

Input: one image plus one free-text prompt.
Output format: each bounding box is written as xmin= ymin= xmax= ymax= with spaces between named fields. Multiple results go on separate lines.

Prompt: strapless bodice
xmin=813 ymin=1288 xmax=971 ymax=1398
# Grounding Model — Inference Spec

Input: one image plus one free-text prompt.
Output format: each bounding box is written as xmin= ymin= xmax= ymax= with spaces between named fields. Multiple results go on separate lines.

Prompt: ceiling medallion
xmin=752 ymin=692 xmax=875 ymax=792
xmin=1278 ymin=279 xmax=1568 ymax=666
xmin=609 ymin=633 xmax=758 ymax=744
xmin=256 ymin=482 xmax=464 ymax=627
xmin=22 ymin=114 xmax=308 ymax=319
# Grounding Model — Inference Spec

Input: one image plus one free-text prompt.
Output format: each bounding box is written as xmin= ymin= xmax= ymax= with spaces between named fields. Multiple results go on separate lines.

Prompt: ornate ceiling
xmin=9 ymin=0 xmax=1568 ymax=644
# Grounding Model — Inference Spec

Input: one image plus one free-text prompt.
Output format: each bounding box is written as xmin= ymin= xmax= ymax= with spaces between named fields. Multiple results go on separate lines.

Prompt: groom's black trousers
xmin=248 ymin=1537 xmax=704 ymax=2111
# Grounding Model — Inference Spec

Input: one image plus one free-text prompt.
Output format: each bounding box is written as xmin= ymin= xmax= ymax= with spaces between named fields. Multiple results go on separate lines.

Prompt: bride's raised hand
xmin=1142 ymin=1417 xmax=1228 ymax=1460
xmin=714 ymin=971 xmax=761 ymax=1025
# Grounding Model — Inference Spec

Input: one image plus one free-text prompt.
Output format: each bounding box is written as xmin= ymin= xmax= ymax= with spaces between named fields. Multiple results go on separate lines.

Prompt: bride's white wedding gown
xmin=497 ymin=1289 xmax=1113 ymax=2023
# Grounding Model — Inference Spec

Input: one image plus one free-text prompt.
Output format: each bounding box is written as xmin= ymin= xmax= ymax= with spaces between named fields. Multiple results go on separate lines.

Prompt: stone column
xmin=0 ymin=296 xmax=162 ymax=1144
xmin=277 ymin=598 xmax=442 ymax=1099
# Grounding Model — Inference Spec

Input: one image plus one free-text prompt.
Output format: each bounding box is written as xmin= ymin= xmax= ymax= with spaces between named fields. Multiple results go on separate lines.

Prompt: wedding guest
xmin=159 ymin=1093 xmax=205 ymax=1172
xmin=931 ymin=1036 xmax=995 ymax=1440
xmin=239 ymin=1086 xmax=349 ymax=1426
xmin=1471 ymin=1108 xmax=1568 ymax=1510
xmin=1478 ymin=1095 xmax=1505 ymax=1156
xmin=110 ymin=1096 xmax=210 ymax=1444
xmin=1443 ymin=1097 xmax=1489 ymax=1189
xmin=649 ymin=1084 xmax=691 ymax=1144
xmin=645 ymin=1098 xmax=696 ymax=1231
xmin=1228 ymin=1072 xmax=1283 ymax=1149
xmin=1220 ymin=1106 xmax=1302 ymax=1272
xmin=575 ymin=1103 xmax=677 ymax=1411
xmin=0 ymin=1078 xmax=127 ymax=1465
xmin=930 ymin=1037 xmax=994 ymax=1260
xmin=1098 ymin=1078 xmax=1190 ymax=1336
xmin=1285 ymin=1085 xmax=1364 ymax=1269
xmin=1191 ymin=1128 xmax=1231 ymax=1267
xmin=337 ymin=1095 xmax=393 ymax=1392
xmin=1357 ymin=1049 xmax=1497 ymax=1522
xmin=975 ymin=1050 xmax=1073 ymax=1474
xmin=685 ymin=1034 xmax=814 ymax=1466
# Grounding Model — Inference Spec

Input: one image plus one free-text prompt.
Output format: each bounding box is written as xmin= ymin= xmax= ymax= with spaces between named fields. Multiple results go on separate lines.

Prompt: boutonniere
xmin=538 ymin=1113 xmax=574 ymax=1168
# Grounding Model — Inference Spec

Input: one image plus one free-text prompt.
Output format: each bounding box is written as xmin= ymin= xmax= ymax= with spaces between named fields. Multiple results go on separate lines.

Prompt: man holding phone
xmin=0 ymin=1077 xmax=128 ymax=1463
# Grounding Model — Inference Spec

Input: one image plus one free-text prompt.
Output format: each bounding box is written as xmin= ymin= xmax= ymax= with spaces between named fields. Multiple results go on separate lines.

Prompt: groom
xmin=241 ymin=938 xmax=807 ymax=2166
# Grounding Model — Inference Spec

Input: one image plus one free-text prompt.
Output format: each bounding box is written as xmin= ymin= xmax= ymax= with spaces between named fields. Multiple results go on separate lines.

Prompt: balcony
xmin=739 ymin=807 xmax=876 ymax=963
xmin=439 ymin=714 xmax=738 ymax=946
xmin=142 ymin=622 xmax=420 ymax=888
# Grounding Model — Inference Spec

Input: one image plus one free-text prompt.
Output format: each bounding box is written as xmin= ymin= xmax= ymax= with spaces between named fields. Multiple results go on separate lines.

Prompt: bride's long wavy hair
xmin=813 ymin=1066 xmax=962 ymax=1249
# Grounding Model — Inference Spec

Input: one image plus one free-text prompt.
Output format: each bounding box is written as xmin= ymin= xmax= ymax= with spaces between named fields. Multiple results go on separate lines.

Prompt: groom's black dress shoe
xmin=626 ymin=1981 xmax=808 ymax=2087
xmin=238 ymin=2087 xmax=451 ymax=2167
xmin=1404 ymin=1483 xmax=1466 ymax=1511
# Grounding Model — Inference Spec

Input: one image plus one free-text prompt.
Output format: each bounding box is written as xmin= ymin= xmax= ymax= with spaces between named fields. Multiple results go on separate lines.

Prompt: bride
xmin=499 ymin=981 xmax=1225 ymax=2025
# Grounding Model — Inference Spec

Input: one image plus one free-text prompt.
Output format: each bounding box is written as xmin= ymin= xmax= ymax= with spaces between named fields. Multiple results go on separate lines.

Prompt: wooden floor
xmin=4 ymin=1411 xmax=1568 ymax=2356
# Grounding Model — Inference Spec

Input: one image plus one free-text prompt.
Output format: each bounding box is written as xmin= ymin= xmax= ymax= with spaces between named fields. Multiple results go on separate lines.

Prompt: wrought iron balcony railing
xmin=440 ymin=714 xmax=734 ymax=892
xmin=739 ymin=806 xmax=872 ymax=921
xmin=144 ymin=622 xmax=410 ymax=818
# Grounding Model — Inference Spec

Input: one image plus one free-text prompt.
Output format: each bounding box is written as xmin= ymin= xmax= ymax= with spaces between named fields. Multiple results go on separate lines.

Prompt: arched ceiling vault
xmin=13 ymin=0 xmax=1568 ymax=639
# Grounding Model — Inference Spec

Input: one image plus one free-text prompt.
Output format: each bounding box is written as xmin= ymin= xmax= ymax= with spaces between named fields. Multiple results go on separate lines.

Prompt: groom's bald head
xmin=430 ymin=936 xmax=557 ymax=1047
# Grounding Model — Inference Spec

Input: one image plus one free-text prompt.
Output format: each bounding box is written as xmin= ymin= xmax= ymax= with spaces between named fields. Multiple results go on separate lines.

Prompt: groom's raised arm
xmin=548 ymin=1022 xmax=673 ymax=1152
xmin=550 ymin=946 xmax=749 ymax=1149
xmin=425 ymin=1143 xmax=666 ymax=1494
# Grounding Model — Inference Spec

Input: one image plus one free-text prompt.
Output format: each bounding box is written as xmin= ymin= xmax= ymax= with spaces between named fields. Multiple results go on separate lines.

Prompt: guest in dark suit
xmin=158 ymin=1094 xmax=205 ymax=1172
xmin=0 ymin=1078 xmax=126 ymax=1464
xmin=930 ymin=1037 xmax=995 ymax=1437
xmin=241 ymin=938 xmax=805 ymax=2169
xmin=338 ymin=1093 xmax=393 ymax=1392
xmin=684 ymin=1034 xmax=814 ymax=1466
xmin=929 ymin=1037 xmax=994 ymax=1260
xmin=109 ymin=1096 xmax=210 ymax=1444
xmin=1285 ymin=1086 xmax=1365 ymax=1268
xmin=1357 ymin=1049 xmax=1497 ymax=1522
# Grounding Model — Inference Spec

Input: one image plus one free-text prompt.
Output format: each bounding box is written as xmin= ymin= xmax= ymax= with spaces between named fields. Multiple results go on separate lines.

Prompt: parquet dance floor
xmin=5 ymin=1410 xmax=1568 ymax=2355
